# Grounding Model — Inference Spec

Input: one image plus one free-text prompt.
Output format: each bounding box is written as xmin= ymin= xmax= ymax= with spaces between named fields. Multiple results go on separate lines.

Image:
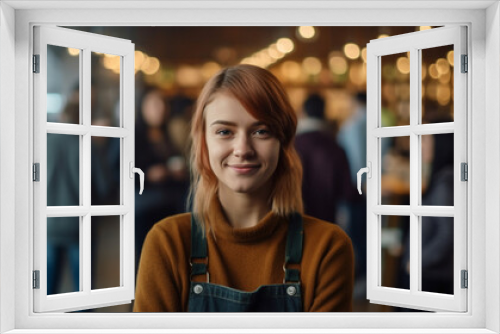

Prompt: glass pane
xmin=91 ymin=216 xmax=121 ymax=290
xmin=421 ymin=216 xmax=454 ymax=294
xmin=91 ymin=52 xmax=121 ymax=127
xmin=381 ymin=137 xmax=410 ymax=205
xmin=421 ymin=134 xmax=454 ymax=206
xmin=47 ymin=134 xmax=80 ymax=206
xmin=421 ymin=45 xmax=454 ymax=124
xmin=47 ymin=217 xmax=80 ymax=295
xmin=47 ymin=45 xmax=80 ymax=124
xmin=91 ymin=137 xmax=121 ymax=206
xmin=381 ymin=52 xmax=410 ymax=127
xmin=381 ymin=215 xmax=410 ymax=290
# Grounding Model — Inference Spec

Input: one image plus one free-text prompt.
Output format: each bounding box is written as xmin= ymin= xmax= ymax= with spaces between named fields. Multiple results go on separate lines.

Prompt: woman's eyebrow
xmin=209 ymin=120 xmax=266 ymax=127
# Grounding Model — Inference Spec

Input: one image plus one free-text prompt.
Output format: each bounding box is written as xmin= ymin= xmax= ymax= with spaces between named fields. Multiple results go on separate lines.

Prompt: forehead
xmin=204 ymin=92 xmax=258 ymax=124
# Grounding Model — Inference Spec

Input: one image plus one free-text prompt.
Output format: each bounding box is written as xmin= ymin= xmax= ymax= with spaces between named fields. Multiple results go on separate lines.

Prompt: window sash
xmin=33 ymin=25 xmax=135 ymax=313
xmin=366 ymin=25 xmax=467 ymax=312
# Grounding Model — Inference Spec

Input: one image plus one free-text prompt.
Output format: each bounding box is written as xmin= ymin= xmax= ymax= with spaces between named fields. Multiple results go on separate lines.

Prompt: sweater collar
xmin=207 ymin=197 xmax=284 ymax=243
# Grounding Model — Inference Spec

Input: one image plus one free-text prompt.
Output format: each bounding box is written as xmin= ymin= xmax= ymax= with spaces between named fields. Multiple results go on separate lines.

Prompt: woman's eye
xmin=216 ymin=129 xmax=232 ymax=136
xmin=254 ymin=129 xmax=271 ymax=137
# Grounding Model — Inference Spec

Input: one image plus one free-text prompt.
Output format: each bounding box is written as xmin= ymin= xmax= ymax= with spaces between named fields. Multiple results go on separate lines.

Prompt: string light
xmin=297 ymin=26 xmax=316 ymax=39
xmin=344 ymin=43 xmax=360 ymax=60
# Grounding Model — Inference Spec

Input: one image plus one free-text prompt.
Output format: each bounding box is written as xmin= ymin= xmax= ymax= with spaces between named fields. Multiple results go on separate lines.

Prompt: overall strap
xmin=284 ymin=212 xmax=303 ymax=283
xmin=190 ymin=214 xmax=208 ymax=280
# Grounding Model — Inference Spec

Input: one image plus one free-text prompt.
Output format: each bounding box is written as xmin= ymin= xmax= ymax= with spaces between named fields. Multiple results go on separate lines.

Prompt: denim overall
xmin=187 ymin=213 xmax=303 ymax=312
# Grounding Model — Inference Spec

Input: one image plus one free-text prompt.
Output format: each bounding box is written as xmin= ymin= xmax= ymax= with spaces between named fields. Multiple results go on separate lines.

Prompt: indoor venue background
xmin=45 ymin=26 xmax=455 ymax=312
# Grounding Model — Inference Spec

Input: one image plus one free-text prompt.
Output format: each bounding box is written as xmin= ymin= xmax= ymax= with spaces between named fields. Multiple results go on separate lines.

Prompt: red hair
xmin=189 ymin=64 xmax=303 ymax=229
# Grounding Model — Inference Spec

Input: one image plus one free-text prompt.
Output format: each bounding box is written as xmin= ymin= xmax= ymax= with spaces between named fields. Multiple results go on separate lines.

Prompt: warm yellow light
xmin=141 ymin=57 xmax=160 ymax=76
xmin=396 ymin=57 xmax=410 ymax=74
xmin=135 ymin=51 xmax=147 ymax=71
xmin=201 ymin=62 xmax=221 ymax=81
xmin=276 ymin=38 xmax=294 ymax=53
xmin=103 ymin=55 xmax=120 ymax=72
xmin=428 ymin=64 xmax=439 ymax=79
xmin=267 ymin=44 xmax=285 ymax=59
xmin=438 ymin=71 xmax=451 ymax=84
xmin=436 ymin=58 xmax=450 ymax=75
xmin=176 ymin=65 xmax=202 ymax=87
xmin=349 ymin=63 xmax=366 ymax=86
xmin=361 ymin=47 xmax=368 ymax=63
xmin=298 ymin=26 xmax=316 ymax=39
xmin=422 ymin=65 xmax=427 ymax=80
xmin=419 ymin=26 xmax=432 ymax=31
xmin=302 ymin=57 xmax=322 ymax=76
xmin=67 ymin=48 xmax=80 ymax=56
xmin=344 ymin=43 xmax=360 ymax=60
xmin=329 ymin=54 xmax=348 ymax=75
xmin=281 ymin=61 xmax=302 ymax=82
xmin=447 ymin=50 xmax=454 ymax=66
xmin=378 ymin=34 xmax=389 ymax=39
xmin=437 ymin=84 xmax=451 ymax=106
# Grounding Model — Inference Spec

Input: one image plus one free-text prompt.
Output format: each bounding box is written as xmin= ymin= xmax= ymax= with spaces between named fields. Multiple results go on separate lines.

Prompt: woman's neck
xmin=218 ymin=187 xmax=272 ymax=229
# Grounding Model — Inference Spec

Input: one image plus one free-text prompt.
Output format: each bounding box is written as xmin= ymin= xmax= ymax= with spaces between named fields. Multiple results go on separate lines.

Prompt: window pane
xmin=91 ymin=137 xmax=121 ymax=206
xmin=381 ymin=215 xmax=409 ymax=290
xmin=421 ymin=45 xmax=454 ymax=124
xmin=421 ymin=134 xmax=454 ymax=206
xmin=421 ymin=216 xmax=454 ymax=294
xmin=91 ymin=52 xmax=121 ymax=127
xmin=381 ymin=137 xmax=410 ymax=205
xmin=47 ymin=45 xmax=80 ymax=124
xmin=381 ymin=52 xmax=410 ymax=127
xmin=47 ymin=217 xmax=80 ymax=295
xmin=91 ymin=216 xmax=121 ymax=290
xmin=47 ymin=134 xmax=80 ymax=206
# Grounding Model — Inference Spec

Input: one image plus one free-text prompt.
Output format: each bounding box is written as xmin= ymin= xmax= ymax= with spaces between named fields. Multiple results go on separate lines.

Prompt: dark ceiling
xmin=69 ymin=26 xmax=419 ymax=66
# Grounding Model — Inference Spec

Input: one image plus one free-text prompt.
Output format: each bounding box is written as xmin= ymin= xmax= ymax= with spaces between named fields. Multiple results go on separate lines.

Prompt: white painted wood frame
xmin=0 ymin=1 xmax=498 ymax=333
xmin=32 ymin=26 xmax=135 ymax=312
xmin=366 ymin=26 xmax=467 ymax=312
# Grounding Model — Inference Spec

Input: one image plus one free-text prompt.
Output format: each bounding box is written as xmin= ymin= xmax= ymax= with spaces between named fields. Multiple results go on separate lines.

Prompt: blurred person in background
xmin=337 ymin=92 xmax=368 ymax=298
xmin=134 ymin=87 xmax=189 ymax=270
xmin=46 ymin=86 xmax=80 ymax=295
xmin=295 ymin=93 xmax=355 ymax=225
xmin=399 ymin=115 xmax=454 ymax=296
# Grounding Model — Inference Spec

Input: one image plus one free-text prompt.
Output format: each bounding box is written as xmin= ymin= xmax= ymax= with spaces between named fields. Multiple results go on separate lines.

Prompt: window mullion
xmin=82 ymin=47 xmax=92 ymax=294
xmin=409 ymin=47 xmax=420 ymax=294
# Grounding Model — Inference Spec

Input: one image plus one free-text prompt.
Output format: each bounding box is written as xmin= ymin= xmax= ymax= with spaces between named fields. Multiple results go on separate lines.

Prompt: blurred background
xmin=45 ymin=26 xmax=456 ymax=312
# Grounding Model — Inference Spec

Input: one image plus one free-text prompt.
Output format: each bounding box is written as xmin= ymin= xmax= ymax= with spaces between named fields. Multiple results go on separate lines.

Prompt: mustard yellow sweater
xmin=134 ymin=199 xmax=354 ymax=312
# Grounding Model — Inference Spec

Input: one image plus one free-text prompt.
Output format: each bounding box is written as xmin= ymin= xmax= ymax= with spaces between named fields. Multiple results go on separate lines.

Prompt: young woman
xmin=134 ymin=64 xmax=354 ymax=312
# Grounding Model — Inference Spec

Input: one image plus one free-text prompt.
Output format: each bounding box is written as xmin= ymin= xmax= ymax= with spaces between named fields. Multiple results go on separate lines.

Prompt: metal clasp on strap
xmin=190 ymin=258 xmax=210 ymax=283
xmin=283 ymin=263 xmax=301 ymax=284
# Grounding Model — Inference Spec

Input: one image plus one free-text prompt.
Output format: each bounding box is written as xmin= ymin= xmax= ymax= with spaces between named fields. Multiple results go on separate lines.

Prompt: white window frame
xmin=366 ymin=26 xmax=467 ymax=312
xmin=0 ymin=1 xmax=499 ymax=333
xmin=33 ymin=26 xmax=136 ymax=313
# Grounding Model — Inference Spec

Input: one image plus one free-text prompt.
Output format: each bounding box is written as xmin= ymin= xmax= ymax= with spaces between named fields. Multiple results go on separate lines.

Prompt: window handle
xmin=357 ymin=161 xmax=371 ymax=195
xmin=129 ymin=162 xmax=144 ymax=195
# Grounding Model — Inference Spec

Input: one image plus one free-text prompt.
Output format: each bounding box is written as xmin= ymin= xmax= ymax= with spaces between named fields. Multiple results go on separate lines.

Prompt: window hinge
xmin=33 ymin=54 xmax=40 ymax=73
xmin=33 ymin=163 xmax=40 ymax=182
xmin=461 ymin=54 xmax=468 ymax=73
xmin=461 ymin=270 xmax=468 ymax=289
xmin=461 ymin=162 xmax=468 ymax=181
xmin=33 ymin=270 xmax=40 ymax=289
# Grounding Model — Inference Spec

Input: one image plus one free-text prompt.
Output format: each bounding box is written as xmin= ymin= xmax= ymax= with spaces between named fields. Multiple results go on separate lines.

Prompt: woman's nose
xmin=233 ymin=135 xmax=254 ymax=158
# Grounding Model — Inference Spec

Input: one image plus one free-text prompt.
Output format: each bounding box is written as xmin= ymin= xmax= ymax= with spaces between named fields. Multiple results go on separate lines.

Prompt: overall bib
xmin=187 ymin=213 xmax=304 ymax=312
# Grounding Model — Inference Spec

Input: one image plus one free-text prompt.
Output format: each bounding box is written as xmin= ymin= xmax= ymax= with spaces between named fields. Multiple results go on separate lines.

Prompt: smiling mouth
xmin=227 ymin=164 xmax=260 ymax=174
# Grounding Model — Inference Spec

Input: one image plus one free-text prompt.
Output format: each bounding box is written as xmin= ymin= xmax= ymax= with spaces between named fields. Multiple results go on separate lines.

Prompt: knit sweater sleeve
xmin=133 ymin=221 xmax=186 ymax=312
xmin=307 ymin=224 xmax=354 ymax=312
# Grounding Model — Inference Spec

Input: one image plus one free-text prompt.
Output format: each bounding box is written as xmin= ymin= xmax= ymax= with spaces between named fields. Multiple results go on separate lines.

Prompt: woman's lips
xmin=228 ymin=164 xmax=260 ymax=174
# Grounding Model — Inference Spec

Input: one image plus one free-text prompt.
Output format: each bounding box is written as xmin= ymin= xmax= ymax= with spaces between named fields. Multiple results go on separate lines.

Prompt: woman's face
xmin=204 ymin=92 xmax=280 ymax=197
